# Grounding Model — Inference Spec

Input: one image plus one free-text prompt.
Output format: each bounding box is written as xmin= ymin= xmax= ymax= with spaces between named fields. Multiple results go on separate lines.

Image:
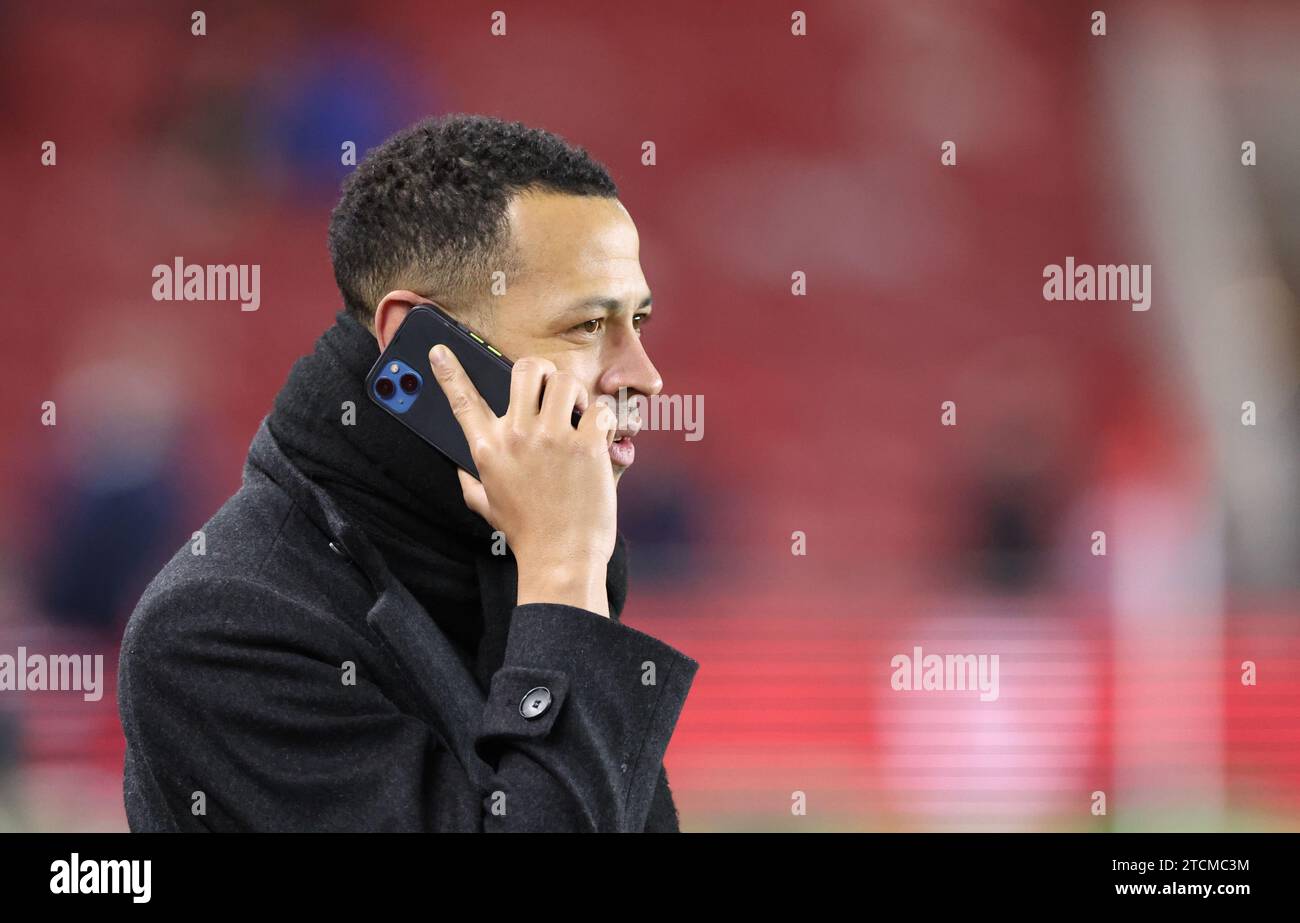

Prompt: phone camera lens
xmin=399 ymin=373 xmax=420 ymax=394
xmin=375 ymin=377 xmax=396 ymax=399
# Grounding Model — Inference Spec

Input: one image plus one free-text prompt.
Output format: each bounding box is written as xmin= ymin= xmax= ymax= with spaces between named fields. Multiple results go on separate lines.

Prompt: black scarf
xmin=266 ymin=309 xmax=630 ymax=692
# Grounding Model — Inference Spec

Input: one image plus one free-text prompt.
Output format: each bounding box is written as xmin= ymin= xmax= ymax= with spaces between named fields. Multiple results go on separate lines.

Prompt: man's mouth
xmin=609 ymin=433 xmax=635 ymax=467
xmin=602 ymin=403 xmax=640 ymax=468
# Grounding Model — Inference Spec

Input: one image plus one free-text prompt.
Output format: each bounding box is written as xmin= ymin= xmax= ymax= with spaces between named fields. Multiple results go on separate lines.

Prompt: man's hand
xmin=428 ymin=344 xmax=618 ymax=617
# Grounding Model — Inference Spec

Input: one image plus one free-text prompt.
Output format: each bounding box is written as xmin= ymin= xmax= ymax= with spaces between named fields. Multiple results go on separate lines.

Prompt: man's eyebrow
xmin=564 ymin=293 xmax=653 ymax=315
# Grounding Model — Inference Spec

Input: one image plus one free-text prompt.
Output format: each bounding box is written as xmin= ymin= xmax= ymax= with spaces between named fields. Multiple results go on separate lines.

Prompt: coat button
xmin=519 ymin=686 xmax=552 ymax=719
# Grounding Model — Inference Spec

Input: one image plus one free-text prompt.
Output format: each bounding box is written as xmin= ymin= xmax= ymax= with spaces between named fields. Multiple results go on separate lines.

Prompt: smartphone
xmin=364 ymin=302 xmax=580 ymax=479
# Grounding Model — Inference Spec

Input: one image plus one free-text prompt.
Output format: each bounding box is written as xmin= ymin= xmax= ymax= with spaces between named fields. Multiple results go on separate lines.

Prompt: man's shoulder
xmin=120 ymin=470 xmax=365 ymax=665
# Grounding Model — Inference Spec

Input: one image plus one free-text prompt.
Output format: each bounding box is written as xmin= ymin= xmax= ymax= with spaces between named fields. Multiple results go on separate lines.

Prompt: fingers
xmin=429 ymin=344 xmax=493 ymax=444
xmin=507 ymin=356 xmax=556 ymax=424
xmin=539 ymin=370 xmax=587 ymax=432
xmin=577 ymin=396 xmax=618 ymax=447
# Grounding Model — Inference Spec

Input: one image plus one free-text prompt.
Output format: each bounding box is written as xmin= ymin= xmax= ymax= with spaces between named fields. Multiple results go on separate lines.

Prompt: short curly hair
xmin=328 ymin=113 xmax=619 ymax=325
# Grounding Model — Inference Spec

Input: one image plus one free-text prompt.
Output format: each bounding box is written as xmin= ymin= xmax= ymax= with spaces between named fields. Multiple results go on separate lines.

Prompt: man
xmin=117 ymin=113 xmax=700 ymax=832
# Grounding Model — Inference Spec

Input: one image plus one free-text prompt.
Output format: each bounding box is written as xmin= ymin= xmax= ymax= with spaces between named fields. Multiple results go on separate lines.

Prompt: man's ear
xmin=372 ymin=290 xmax=428 ymax=351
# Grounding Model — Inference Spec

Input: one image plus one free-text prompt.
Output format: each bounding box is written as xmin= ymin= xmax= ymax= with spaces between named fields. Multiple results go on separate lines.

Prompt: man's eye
xmin=577 ymin=318 xmax=602 ymax=334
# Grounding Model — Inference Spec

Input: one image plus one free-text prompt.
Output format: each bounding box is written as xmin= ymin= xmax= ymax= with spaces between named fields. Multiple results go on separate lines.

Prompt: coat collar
xmin=243 ymin=416 xmax=496 ymax=793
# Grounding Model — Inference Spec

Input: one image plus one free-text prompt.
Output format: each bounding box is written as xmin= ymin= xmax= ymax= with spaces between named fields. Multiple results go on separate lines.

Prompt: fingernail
xmin=430 ymin=345 xmax=448 ymax=367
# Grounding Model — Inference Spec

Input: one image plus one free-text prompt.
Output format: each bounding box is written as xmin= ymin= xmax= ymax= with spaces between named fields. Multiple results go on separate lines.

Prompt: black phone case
xmin=364 ymin=304 xmax=509 ymax=479
xmin=365 ymin=303 xmax=581 ymax=479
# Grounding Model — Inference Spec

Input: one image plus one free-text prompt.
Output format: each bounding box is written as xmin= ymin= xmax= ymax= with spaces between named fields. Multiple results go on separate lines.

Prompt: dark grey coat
xmin=117 ymin=420 xmax=700 ymax=832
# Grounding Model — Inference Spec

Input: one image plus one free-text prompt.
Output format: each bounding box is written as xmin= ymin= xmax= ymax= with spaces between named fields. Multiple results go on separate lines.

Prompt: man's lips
xmin=579 ymin=397 xmax=639 ymax=466
xmin=609 ymin=434 xmax=635 ymax=467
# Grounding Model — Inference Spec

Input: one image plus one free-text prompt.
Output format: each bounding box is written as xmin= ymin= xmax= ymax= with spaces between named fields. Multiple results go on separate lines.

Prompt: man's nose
xmin=602 ymin=328 xmax=662 ymax=399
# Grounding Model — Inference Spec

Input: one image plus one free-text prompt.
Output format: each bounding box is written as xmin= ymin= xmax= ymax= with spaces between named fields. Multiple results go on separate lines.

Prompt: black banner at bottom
xmin=0 ymin=832 xmax=1291 ymax=907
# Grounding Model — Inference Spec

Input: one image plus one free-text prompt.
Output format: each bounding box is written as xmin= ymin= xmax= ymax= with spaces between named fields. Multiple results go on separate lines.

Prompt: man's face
xmin=379 ymin=190 xmax=661 ymax=483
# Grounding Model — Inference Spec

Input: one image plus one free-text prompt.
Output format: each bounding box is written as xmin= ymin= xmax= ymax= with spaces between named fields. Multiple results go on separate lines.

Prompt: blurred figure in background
xmin=31 ymin=346 xmax=197 ymax=638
